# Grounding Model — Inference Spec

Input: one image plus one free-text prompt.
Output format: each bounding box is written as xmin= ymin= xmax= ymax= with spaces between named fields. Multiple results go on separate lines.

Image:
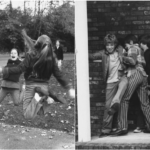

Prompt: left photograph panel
xmin=0 ymin=0 xmax=75 ymax=149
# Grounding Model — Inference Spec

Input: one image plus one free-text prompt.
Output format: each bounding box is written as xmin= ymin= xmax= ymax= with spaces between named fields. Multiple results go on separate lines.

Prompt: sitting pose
xmin=112 ymin=34 xmax=150 ymax=136
xmin=0 ymin=30 xmax=75 ymax=119
xmin=89 ymin=34 xmax=128 ymax=137
xmin=0 ymin=48 xmax=24 ymax=106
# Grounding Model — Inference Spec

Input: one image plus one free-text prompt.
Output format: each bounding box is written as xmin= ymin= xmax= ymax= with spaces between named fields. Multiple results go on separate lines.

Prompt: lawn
xmin=0 ymin=54 xmax=75 ymax=134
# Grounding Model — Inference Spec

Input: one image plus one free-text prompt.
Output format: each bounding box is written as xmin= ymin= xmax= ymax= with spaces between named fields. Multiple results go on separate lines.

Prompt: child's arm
xmin=1 ymin=53 xmax=31 ymax=79
xmin=89 ymin=51 xmax=103 ymax=60
xmin=121 ymin=47 xmax=137 ymax=66
xmin=52 ymin=57 xmax=75 ymax=98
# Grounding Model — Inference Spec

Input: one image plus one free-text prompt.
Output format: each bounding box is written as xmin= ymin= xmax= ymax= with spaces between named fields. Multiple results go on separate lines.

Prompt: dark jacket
xmin=144 ymin=49 xmax=150 ymax=84
xmin=54 ymin=46 xmax=63 ymax=60
xmin=2 ymin=53 xmax=71 ymax=89
xmin=4 ymin=59 xmax=22 ymax=82
xmin=89 ymin=45 xmax=125 ymax=82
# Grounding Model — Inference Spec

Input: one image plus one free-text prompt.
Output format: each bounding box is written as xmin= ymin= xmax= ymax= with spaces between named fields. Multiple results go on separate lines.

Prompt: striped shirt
xmin=122 ymin=44 xmax=147 ymax=77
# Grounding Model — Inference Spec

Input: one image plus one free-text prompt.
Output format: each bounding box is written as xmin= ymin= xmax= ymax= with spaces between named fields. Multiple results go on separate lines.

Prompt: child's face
xmin=105 ymin=43 xmax=115 ymax=54
xmin=125 ymin=43 xmax=130 ymax=50
xmin=56 ymin=41 xmax=60 ymax=47
xmin=140 ymin=43 xmax=148 ymax=52
xmin=10 ymin=49 xmax=18 ymax=60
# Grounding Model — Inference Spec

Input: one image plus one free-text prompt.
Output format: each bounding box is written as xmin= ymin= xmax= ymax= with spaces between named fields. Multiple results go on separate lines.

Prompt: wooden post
xmin=75 ymin=1 xmax=91 ymax=142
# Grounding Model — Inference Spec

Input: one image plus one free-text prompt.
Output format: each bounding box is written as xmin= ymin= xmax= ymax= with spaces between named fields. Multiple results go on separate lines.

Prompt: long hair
xmin=33 ymin=35 xmax=54 ymax=79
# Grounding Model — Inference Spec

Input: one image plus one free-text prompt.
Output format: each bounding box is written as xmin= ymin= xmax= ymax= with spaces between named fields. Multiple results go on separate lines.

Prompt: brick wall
xmin=87 ymin=1 xmax=150 ymax=136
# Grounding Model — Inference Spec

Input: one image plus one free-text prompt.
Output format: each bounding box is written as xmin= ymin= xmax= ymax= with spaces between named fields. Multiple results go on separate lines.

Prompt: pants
xmin=23 ymin=82 xmax=50 ymax=119
xmin=136 ymin=108 xmax=145 ymax=129
xmin=102 ymin=76 xmax=128 ymax=133
xmin=118 ymin=70 xmax=150 ymax=130
xmin=0 ymin=87 xmax=24 ymax=106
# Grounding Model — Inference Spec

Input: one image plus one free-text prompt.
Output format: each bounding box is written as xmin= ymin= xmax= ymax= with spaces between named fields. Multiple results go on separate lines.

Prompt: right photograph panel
xmin=75 ymin=1 xmax=150 ymax=149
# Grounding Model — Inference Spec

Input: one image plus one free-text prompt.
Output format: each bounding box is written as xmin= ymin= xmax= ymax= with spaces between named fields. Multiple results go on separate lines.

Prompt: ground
xmin=0 ymin=53 xmax=75 ymax=149
xmin=76 ymin=131 xmax=150 ymax=149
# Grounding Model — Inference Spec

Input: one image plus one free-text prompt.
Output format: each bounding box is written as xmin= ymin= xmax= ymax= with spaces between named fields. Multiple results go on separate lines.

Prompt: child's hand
xmin=68 ymin=89 xmax=75 ymax=99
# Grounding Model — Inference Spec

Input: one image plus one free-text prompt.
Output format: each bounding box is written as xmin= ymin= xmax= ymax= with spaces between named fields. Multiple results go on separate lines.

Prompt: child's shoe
xmin=133 ymin=127 xmax=142 ymax=133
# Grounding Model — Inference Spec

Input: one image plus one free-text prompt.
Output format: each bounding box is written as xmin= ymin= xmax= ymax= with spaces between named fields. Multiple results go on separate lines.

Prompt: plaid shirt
xmin=122 ymin=44 xmax=147 ymax=77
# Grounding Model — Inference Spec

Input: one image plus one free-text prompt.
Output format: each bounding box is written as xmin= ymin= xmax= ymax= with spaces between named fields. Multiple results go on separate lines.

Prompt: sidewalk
xmin=76 ymin=131 xmax=150 ymax=149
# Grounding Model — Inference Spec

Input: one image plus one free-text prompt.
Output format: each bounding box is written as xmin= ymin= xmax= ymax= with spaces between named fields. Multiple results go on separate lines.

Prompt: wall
xmin=87 ymin=1 xmax=150 ymax=135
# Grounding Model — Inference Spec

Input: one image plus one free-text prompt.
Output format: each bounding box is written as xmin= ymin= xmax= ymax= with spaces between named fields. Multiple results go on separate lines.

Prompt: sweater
xmin=1 ymin=59 xmax=22 ymax=89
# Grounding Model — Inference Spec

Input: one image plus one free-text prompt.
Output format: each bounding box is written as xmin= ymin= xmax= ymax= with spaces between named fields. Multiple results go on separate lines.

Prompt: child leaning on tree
xmin=89 ymin=34 xmax=128 ymax=137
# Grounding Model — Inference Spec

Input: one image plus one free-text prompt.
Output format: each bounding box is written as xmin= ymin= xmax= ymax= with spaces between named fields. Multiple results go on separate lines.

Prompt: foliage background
xmin=0 ymin=0 xmax=74 ymax=53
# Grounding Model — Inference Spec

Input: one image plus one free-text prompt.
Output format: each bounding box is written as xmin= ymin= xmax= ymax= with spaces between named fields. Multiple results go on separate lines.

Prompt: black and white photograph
xmin=75 ymin=1 xmax=150 ymax=149
xmin=0 ymin=0 xmax=75 ymax=149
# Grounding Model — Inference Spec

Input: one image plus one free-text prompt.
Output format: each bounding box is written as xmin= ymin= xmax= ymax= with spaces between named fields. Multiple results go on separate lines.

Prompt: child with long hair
xmin=0 ymin=48 xmax=24 ymax=106
xmin=0 ymin=30 xmax=75 ymax=119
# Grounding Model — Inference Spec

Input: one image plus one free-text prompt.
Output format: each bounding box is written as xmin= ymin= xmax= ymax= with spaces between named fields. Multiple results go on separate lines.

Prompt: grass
xmin=0 ymin=59 xmax=75 ymax=133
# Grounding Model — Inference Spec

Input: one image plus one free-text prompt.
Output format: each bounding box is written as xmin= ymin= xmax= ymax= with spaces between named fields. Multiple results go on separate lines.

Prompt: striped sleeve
xmin=122 ymin=47 xmax=137 ymax=66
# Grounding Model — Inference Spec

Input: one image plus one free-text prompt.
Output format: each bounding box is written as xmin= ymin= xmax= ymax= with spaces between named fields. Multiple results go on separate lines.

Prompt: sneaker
xmin=133 ymin=127 xmax=142 ymax=133
xmin=112 ymin=128 xmax=117 ymax=132
xmin=99 ymin=132 xmax=110 ymax=138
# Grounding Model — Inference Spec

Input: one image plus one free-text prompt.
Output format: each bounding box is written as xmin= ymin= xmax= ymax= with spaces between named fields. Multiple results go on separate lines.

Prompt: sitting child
xmin=0 ymin=48 xmax=24 ymax=105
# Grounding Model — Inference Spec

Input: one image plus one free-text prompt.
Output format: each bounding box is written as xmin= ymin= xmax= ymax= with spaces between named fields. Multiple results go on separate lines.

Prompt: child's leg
xmin=35 ymin=86 xmax=66 ymax=104
xmin=101 ymin=82 xmax=118 ymax=134
xmin=0 ymin=88 xmax=8 ymax=103
xmin=111 ymin=76 xmax=128 ymax=107
xmin=48 ymin=88 xmax=66 ymax=104
xmin=9 ymin=89 xmax=21 ymax=106
xmin=136 ymin=108 xmax=145 ymax=129
xmin=23 ymin=84 xmax=49 ymax=119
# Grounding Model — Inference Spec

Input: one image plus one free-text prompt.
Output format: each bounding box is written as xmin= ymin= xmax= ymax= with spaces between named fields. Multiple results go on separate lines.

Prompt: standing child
xmin=54 ymin=40 xmax=64 ymax=70
xmin=112 ymin=34 xmax=150 ymax=136
xmin=89 ymin=34 xmax=128 ymax=137
xmin=139 ymin=35 xmax=150 ymax=133
xmin=0 ymin=30 xmax=75 ymax=119
xmin=0 ymin=48 xmax=24 ymax=106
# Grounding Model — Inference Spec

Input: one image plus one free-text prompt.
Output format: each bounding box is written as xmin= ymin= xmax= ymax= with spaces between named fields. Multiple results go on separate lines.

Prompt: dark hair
xmin=139 ymin=35 xmax=150 ymax=49
xmin=56 ymin=40 xmax=60 ymax=43
xmin=124 ymin=34 xmax=138 ymax=44
xmin=104 ymin=34 xmax=118 ymax=45
xmin=34 ymin=35 xmax=54 ymax=79
xmin=11 ymin=48 xmax=19 ymax=56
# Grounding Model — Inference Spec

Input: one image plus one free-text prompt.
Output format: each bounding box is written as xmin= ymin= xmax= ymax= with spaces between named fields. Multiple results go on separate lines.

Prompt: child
xmin=54 ymin=40 xmax=64 ymax=70
xmin=89 ymin=34 xmax=128 ymax=137
xmin=139 ymin=35 xmax=150 ymax=89
xmin=0 ymin=30 xmax=75 ymax=119
xmin=0 ymin=48 xmax=24 ymax=106
xmin=112 ymin=34 xmax=150 ymax=136
xmin=139 ymin=35 xmax=150 ymax=133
